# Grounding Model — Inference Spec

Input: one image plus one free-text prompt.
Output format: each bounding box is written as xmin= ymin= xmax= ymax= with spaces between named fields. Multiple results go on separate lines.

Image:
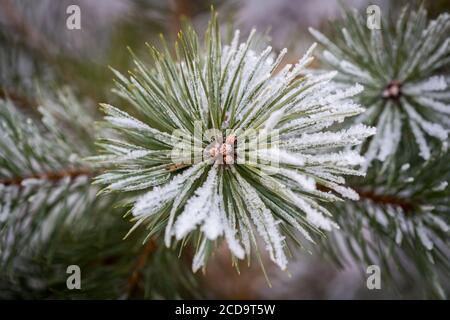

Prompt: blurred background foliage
xmin=0 ymin=0 xmax=449 ymax=299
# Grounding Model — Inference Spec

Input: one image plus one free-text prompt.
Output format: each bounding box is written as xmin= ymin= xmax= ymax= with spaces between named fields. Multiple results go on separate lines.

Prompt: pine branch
xmin=0 ymin=1 xmax=216 ymax=299
xmin=0 ymin=91 xmax=99 ymax=266
xmin=0 ymin=91 xmax=202 ymax=299
xmin=319 ymin=153 xmax=450 ymax=298
xmin=92 ymin=9 xmax=375 ymax=273
xmin=308 ymin=4 xmax=450 ymax=297
xmin=310 ymin=5 xmax=450 ymax=166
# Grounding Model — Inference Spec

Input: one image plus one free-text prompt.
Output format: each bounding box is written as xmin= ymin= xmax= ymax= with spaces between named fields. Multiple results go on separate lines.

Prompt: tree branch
xmin=356 ymin=189 xmax=416 ymax=213
xmin=317 ymin=183 xmax=417 ymax=213
xmin=127 ymin=239 xmax=157 ymax=297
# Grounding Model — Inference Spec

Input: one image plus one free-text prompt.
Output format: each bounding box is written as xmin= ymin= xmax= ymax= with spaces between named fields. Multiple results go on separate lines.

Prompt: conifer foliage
xmin=310 ymin=5 xmax=450 ymax=297
xmin=310 ymin=6 xmax=450 ymax=164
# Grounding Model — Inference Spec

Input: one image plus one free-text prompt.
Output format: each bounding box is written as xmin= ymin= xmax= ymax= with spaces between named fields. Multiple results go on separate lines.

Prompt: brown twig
xmin=0 ymin=167 xmax=95 ymax=186
xmin=0 ymin=88 xmax=37 ymax=111
xmin=317 ymin=184 xmax=416 ymax=213
xmin=127 ymin=239 xmax=157 ymax=296
xmin=356 ymin=189 xmax=415 ymax=213
xmin=171 ymin=0 xmax=191 ymax=40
